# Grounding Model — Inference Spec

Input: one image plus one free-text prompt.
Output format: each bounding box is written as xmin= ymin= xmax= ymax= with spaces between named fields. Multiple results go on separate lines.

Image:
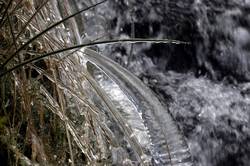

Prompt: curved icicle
xmin=82 ymin=48 xmax=193 ymax=165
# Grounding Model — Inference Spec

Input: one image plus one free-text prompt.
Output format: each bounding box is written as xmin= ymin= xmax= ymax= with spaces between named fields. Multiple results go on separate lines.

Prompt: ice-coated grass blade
xmin=0 ymin=38 xmax=189 ymax=77
xmin=82 ymin=48 xmax=193 ymax=165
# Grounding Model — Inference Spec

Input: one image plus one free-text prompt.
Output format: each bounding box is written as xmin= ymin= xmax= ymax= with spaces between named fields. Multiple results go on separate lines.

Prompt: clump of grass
xmin=0 ymin=0 xmax=188 ymax=165
xmin=0 ymin=0 xmax=107 ymax=164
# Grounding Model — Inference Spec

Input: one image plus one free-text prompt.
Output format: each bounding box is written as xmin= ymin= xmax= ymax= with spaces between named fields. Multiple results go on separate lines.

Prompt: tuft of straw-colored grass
xmin=0 ymin=0 xmax=109 ymax=164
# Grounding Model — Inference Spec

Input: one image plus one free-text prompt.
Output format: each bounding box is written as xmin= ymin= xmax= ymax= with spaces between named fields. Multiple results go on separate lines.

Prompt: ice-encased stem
xmin=83 ymin=48 xmax=193 ymax=165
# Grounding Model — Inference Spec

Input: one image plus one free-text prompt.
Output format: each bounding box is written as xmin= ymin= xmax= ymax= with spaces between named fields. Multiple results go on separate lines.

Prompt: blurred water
xmin=94 ymin=0 xmax=250 ymax=82
xmin=140 ymin=70 xmax=250 ymax=166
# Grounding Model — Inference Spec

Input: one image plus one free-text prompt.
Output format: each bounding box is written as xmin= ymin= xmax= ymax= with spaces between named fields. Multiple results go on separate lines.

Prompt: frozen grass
xmin=0 ymin=0 xmax=189 ymax=165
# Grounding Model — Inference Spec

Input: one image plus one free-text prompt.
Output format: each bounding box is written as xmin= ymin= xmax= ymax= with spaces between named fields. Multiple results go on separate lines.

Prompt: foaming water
xmin=140 ymin=70 xmax=250 ymax=166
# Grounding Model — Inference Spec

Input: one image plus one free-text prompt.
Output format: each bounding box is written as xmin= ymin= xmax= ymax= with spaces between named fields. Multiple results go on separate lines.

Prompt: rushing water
xmin=73 ymin=0 xmax=250 ymax=165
